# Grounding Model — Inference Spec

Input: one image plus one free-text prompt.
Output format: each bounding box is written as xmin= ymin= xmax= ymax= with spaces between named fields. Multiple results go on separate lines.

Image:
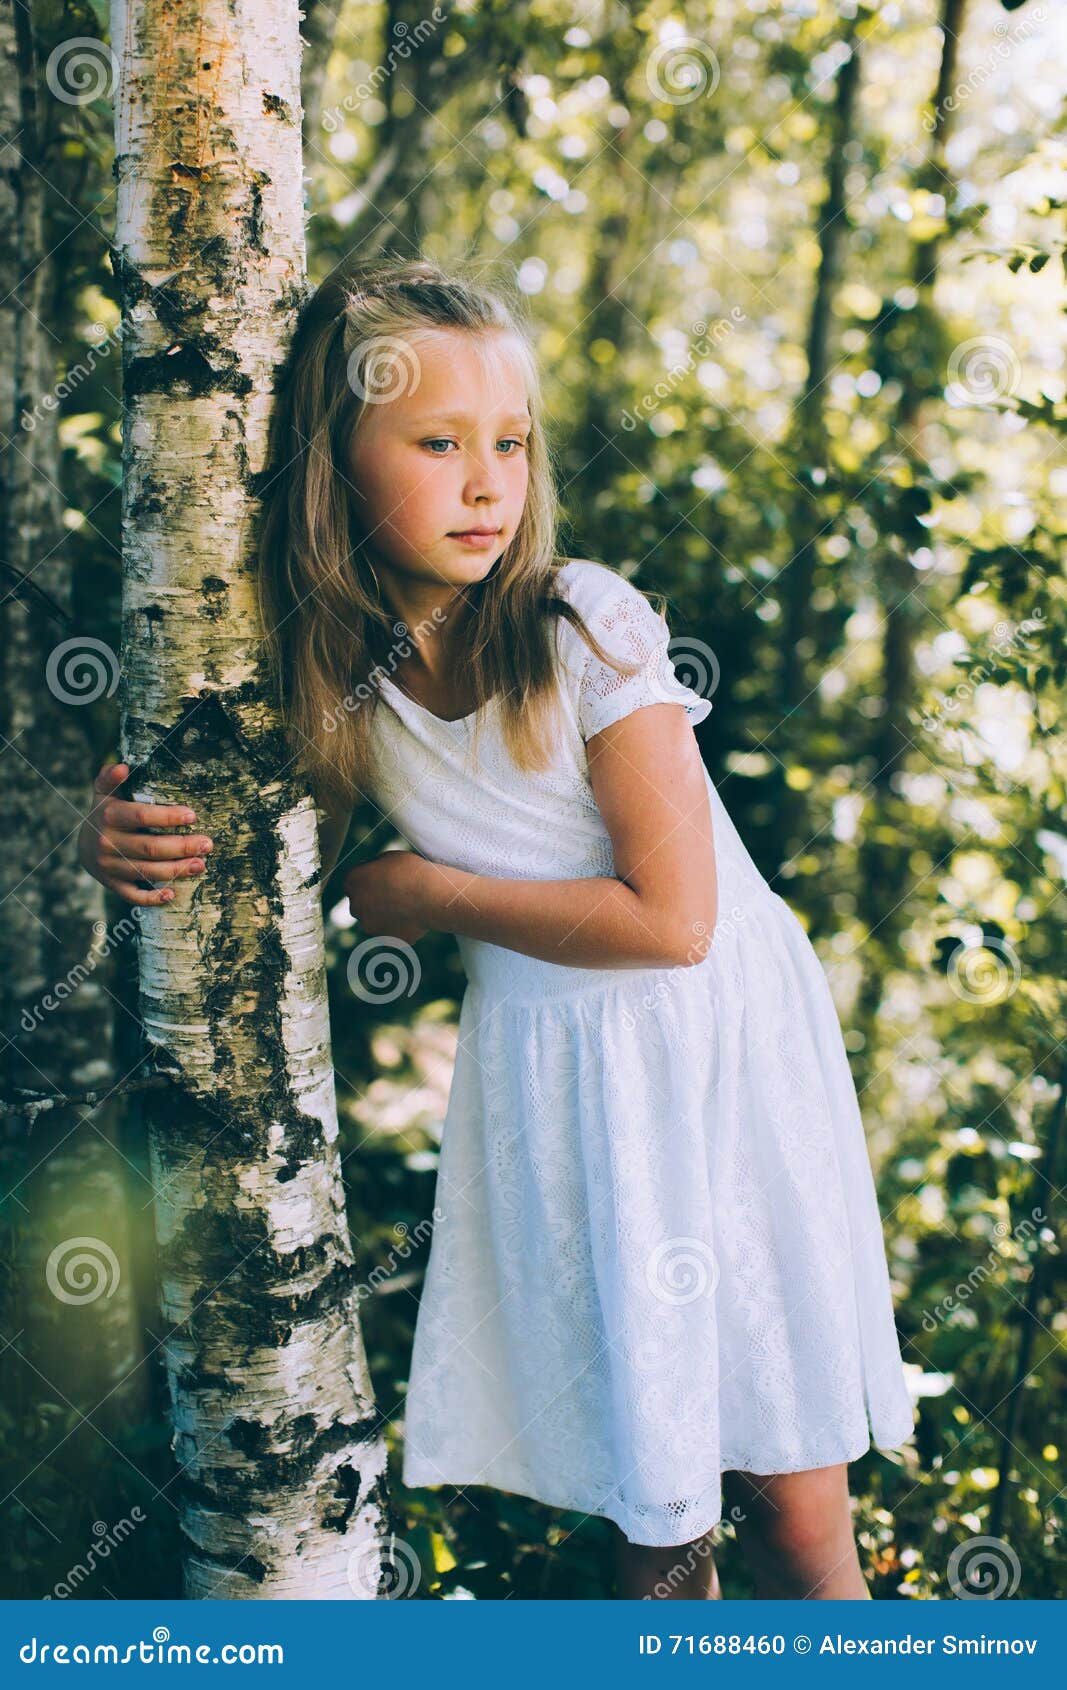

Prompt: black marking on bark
xmin=176 ymin=1365 xmax=243 ymax=1399
xmin=182 ymin=1534 xmax=269 ymax=1585
xmin=124 ymin=346 xmax=253 ymax=401
xmin=172 ymin=1413 xmax=386 ymax=1502
xmin=246 ymin=173 xmax=270 ymax=254
xmin=127 ymin=484 xmax=166 ymax=523
xmin=154 ymin=1252 xmax=365 ymax=1357
xmin=322 ymin=1462 xmax=362 ymax=1532
xmin=262 ymin=93 xmax=294 ymax=124
xmin=225 ymin=1411 xmax=319 ymax=1457
xmin=199 ymin=576 xmax=229 ymax=621
xmin=223 ymin=408 xmax=250 ymax=486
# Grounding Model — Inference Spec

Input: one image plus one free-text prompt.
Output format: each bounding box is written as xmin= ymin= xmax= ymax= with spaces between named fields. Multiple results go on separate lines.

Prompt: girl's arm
xmin=414 ymin=702 xmax=717 ymax=969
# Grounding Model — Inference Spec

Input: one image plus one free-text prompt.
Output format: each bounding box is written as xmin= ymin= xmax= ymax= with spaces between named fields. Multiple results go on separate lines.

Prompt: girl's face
xmin=347 ymin=327 xmax=532 ymax=593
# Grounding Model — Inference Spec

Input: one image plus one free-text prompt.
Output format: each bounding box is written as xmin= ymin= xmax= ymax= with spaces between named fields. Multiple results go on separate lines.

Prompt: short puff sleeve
xmin=571 ymin=566 xmax=714 ymax=741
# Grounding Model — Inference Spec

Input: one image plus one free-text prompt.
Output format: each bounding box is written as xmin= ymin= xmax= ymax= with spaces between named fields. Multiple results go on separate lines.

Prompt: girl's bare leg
xmin=611 ymin=1525 xmax=722 ymax=1599
xmin=721 ymin=1462 xmax=869 ymax=1599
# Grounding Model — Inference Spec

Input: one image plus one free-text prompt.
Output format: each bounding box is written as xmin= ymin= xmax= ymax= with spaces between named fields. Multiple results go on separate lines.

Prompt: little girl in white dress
xmin=260 ymin=256 xmax=916 ymax=1591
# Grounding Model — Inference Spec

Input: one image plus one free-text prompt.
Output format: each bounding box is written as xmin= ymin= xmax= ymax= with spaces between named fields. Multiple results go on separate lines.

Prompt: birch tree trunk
xmin=110 ymin=0 xmax=390 ymax=1598
xmin=0 ymin=0 xmax=147 ymax=1448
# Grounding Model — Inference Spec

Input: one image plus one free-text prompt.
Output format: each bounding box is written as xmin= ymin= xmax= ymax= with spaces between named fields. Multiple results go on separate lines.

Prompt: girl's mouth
xmin=449 ymin=529 xmax=501 ymax=547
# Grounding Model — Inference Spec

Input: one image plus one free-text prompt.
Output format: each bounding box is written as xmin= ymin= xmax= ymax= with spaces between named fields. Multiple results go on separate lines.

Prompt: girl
xmin=80 ymin=257 xmax=914 ymax=1600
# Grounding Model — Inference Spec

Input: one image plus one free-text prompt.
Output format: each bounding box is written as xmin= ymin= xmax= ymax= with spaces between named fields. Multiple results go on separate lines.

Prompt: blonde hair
xmin=255 ymin=256 xmax=660 ymax=815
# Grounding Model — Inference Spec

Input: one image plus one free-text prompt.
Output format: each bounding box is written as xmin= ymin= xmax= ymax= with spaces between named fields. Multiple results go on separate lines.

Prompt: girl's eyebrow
xmin=416 ymin=410 xmax=531 ymax=428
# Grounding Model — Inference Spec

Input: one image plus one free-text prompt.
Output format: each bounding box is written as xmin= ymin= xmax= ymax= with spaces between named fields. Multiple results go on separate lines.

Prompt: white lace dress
xmin=365 ymin=557 xmax=915 ymax=1548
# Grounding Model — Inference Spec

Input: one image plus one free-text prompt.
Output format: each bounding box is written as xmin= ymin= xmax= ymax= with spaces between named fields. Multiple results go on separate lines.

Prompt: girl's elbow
xmin=663 ymin=908 xmax=716 ymax=967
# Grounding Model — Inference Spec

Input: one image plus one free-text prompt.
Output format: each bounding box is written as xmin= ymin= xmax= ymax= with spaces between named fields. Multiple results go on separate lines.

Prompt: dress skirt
xmin=400 ymin=883 xmax=916 ymax=1548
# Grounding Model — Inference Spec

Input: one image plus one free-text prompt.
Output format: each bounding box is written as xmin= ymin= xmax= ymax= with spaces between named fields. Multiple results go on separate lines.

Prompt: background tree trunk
xmin=0 ymin=0 xmax=148 ymax=1491
xmin=774 ymin=14 xmax=865 ymax=868
xmin=853 ymin=0 xmax=970 ymax=1043
xmin=109 ymin=0 xmax=389 ymax=1597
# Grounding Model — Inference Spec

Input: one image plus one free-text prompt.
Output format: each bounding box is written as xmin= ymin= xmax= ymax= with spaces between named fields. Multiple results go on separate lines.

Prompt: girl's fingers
xmin=98 ymin=831 xmax=212 ymax=863
xmin=99 ymin=852 xmax=206 ymax=882
xmin=94 ymin=762 xmax=199 ymax=831
xmin=106 ymin=880 xmax=178 ymax=906
xmin=103 ymin=796 xmax=200 ymax=831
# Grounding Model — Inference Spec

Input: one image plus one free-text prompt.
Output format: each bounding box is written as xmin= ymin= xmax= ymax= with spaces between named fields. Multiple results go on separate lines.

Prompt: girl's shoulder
xmin=552 ymin=556 xmax=654 ymax=618
xmin=551 ymin=557 xmax=659 ymax=642
xmin=550 ymin=557 xmax=712 ymax=737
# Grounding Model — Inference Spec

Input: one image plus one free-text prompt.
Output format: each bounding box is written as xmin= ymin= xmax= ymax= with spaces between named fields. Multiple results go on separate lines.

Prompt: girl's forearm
xmin=418 ymin=860 xmax=697 ymax=970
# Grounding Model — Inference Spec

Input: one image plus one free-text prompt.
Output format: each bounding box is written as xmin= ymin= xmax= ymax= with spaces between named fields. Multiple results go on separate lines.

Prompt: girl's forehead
xmin=366 ymin=329 xmax=531 ymax=424
xmin=414 ymin=327 xmax=529 ymax=395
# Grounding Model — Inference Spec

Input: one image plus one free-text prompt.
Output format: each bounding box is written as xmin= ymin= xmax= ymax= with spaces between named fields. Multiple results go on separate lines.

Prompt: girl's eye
xmin=421 ymin=438 xmax=529 ymax=456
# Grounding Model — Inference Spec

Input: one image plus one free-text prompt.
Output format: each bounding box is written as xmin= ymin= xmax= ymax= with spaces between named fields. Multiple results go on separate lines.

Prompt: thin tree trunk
xmin=768 ymin=15 xmax=863 ymax=874
xmin=780 ymin=17 xmax=863 ymax=721
xmin=0 ymin=0 xmax=148 ymax=1461
xmin=871 ymin=0 xmax=967 ymax=790
xmin=853 ymin=0 xmax=969 ymax=1044
xmin=110 ymin=0 xmax=389 ymax=1598
xmin=300 ymin=0 xmax=340 ymax=151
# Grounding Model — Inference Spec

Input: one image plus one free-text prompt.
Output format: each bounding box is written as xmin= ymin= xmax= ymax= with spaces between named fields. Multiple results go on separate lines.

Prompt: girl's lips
xmin=449 ymin=529 xmax=501 ymax=546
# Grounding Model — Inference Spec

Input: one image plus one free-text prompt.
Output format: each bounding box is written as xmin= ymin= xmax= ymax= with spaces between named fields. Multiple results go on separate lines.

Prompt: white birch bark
xmin=110 ymin=0 xmax=390 ymax=1598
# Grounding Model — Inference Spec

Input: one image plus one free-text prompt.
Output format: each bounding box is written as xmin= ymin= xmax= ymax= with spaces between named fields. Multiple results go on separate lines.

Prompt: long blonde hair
xmin=255 ymin=256 xmax=661 ymax=815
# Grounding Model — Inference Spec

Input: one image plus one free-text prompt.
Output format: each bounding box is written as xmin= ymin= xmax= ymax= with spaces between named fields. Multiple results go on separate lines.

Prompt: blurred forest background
xmin=1 ymin=0 xmax=1065 ymax=1599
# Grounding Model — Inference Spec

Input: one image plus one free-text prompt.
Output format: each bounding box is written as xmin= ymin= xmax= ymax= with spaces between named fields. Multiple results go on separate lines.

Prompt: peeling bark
xmin=110 ymin=0 xmax=390 ymax=1597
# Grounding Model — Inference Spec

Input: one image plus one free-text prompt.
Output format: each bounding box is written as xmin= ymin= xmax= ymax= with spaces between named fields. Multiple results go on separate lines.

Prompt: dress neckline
xmin=377 ymin=670 xmax=486 ymax=727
